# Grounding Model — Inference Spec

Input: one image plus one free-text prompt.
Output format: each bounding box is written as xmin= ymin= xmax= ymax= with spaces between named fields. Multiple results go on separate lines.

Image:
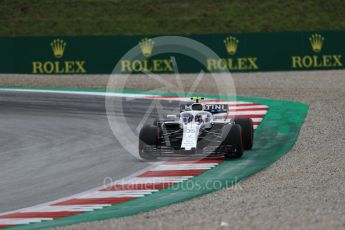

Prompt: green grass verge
xmin=0 ymin=0 xmax=344 ymax=36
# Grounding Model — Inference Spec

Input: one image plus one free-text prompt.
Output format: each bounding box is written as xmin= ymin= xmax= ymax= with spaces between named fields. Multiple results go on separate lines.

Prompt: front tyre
xmin=139 ymin=124 xmax=159 ymax=160
xmin=221 ymin=124 xmax=244 ymax=159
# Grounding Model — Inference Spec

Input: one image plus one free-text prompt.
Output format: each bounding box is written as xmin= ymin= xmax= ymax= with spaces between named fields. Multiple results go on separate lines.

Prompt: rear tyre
xmin=221 ymin=124 xmax=244 ymax=159
xmin=139 ymin=124 xmax=159 ymax=160
xmin=234 ymin=118 xmax=254 ymax=150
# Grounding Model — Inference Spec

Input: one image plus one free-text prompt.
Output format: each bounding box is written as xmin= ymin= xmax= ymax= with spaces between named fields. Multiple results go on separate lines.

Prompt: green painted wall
xmin=0 ymin=31 xmax=344 ymax=74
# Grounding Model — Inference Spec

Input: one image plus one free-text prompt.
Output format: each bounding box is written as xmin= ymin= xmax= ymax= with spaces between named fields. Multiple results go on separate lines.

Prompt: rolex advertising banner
xmin=0 ymin=30 xmax=344 ymax=74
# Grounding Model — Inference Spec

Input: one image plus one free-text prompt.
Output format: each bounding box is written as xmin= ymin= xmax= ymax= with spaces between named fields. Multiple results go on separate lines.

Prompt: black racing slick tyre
xmin=234 ymin=118 xmax=254 ymax=150
xmin=221 ymin=124 xmax=244 ymax=159
xmin=139 ymin=124 xmax=159 ymax=160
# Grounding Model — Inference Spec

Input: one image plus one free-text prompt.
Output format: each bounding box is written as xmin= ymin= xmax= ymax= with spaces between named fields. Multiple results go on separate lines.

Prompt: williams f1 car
xmin=139 ymin=97 xmax=253 ymax=160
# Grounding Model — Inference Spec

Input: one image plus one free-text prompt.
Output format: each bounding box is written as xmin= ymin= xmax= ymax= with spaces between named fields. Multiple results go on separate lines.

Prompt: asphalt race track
xmin=0 ymin=91 xmax=177 ymax=213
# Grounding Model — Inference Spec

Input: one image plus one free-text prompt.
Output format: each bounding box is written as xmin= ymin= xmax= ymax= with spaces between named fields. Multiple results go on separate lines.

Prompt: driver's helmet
xmin=195 ymin=114 xmax=203 ymax=123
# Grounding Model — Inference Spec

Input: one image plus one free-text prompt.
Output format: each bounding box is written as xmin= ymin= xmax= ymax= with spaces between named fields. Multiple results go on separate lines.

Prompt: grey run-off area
xmin=0 ymin=70 xmax=344 ymax=229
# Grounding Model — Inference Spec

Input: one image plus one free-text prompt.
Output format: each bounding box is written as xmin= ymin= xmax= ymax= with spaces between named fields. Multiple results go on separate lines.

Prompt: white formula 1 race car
xmin=139 ymin=97 xmax=253 ymax=160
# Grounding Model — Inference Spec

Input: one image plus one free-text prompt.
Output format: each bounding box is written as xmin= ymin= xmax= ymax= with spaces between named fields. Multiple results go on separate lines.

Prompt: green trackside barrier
xmin=0 ymin=30 xmax=344 ymax=74
xmin=0 ymin=37 xmax=14 ymax=73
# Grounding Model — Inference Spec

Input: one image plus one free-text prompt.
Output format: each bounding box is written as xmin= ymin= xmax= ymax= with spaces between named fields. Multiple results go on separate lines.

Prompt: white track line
xmin=0 ymin=218 xmax=52 ymax=224
xmin=228 ymin=105 xmax=268 ymax=109
xmin=22 ymin=205 xmax=107 ymax=212
xmin=0 ymin=88 xmax=147 ymax=98
xmin=228 ymin=110 xmax=268 ymax=115
xmin=77 ymin=191 xmax=156 ymax=198
xmin=114 ymin=176 xmax=192 ymax=184
xmin=152 ymin=164 xmax=218 ymax=170
xmin=251 ymin=118 xmax=263 ymax=122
